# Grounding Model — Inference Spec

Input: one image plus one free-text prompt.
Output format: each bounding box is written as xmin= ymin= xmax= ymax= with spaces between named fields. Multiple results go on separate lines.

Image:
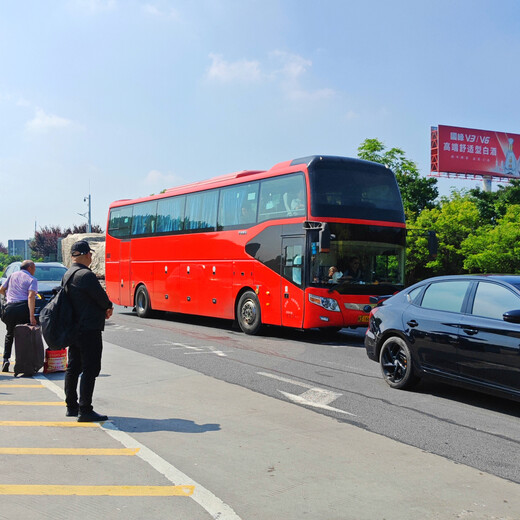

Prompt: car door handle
xmin=462 ymin=327 xmax=478 ymax=335
xmin=407 ymin=320 xmax=418 ymax=328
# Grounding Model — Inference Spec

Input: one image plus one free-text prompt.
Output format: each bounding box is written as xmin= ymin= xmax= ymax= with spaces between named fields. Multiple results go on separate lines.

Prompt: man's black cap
xmin=71 ymin=240 xmax=94 ymax=257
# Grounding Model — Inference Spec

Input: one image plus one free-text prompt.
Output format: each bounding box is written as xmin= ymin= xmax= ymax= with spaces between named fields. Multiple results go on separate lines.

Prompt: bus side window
xmin=108 ymin=206 xmax=133 ymax=238
xmin=157 ymin=196 xmax=186 ymax=233
xmin=131 ymin=201 xmax=157 ymax=236
xmin=283 ymin=244 xmax=304 ymax=287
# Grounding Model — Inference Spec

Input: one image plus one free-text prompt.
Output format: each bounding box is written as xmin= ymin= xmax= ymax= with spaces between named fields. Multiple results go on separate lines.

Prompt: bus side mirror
xmin=319 ymin=223 xmax=331 ymax=253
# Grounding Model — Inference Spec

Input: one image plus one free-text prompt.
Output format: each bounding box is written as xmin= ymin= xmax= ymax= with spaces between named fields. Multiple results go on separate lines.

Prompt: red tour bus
xmin=105 ymin=155 xmax=405 ymax=334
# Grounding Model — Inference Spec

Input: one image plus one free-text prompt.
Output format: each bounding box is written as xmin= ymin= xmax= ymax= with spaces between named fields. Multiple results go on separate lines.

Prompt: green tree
xmin=469 ymin=179 xmax=520 ymax=225
xmin=405 ymin=191 xmax=480 ymax=284
xmin=357 ymin=138 xmax=438 ymax=217
xmin=462 ymin=205 xmax=520 ymax=273
xmin=0 ymin=253 xmax=23 ymax=274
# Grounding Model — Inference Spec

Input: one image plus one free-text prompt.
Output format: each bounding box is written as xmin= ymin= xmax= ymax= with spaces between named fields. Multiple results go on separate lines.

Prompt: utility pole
xmin=85 ymin=194 xmax=92 ymax=232
xmin=77 ymin=191 xmax=92 ymax=232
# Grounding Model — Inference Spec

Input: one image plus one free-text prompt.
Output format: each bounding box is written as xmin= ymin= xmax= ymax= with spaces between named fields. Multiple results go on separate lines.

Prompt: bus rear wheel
xmin=135 ymin=286 xmax=153 ymax=318
xmin=237 ymin=291 xmax=262 ymax=335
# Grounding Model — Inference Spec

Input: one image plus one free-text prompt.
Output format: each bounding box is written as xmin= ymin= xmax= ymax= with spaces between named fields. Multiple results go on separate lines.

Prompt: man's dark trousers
xmin=2 ymin=301 xmax=30 ymax=360
xmin=64 ymin=330 xmax=103 ymax=414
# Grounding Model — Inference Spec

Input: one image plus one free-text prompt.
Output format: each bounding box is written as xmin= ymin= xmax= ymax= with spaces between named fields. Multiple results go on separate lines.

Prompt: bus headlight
xmin=308 ymin=294 xmax=340 ymax=312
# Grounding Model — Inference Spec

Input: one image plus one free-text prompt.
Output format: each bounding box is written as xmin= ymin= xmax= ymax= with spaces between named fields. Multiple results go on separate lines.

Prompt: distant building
xmin=8 ymin=239 xmax=31 ymax=258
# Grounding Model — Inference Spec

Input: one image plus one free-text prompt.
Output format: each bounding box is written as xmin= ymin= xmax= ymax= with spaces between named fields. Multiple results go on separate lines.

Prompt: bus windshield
xmin=309 ymin=224 xmax=405 ymax=292
xmin=308 ymin=158 xmax=405 ymax=223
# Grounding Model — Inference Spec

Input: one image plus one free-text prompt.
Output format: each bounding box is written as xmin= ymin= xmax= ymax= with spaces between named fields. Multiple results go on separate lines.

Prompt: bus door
xmin=119 ymin=239 xmax=132 ymax=306
xmin=281 ymin=237 xmax=305 ymax=328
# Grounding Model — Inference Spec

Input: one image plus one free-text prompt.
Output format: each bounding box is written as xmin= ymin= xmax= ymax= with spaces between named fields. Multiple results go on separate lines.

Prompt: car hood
xmin=37 ymin=281 xmax=62 ymax=292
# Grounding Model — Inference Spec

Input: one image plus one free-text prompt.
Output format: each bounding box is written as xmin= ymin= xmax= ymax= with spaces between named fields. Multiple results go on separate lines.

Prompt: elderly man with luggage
xmin=0 ymin=260 xmax=37 ymax=372
xmin=64 ymin=240 xmax=113 ymax=422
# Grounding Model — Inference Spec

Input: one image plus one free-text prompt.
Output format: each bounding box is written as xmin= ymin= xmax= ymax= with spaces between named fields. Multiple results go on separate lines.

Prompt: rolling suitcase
xmin=14 ymin=324 xmax=45 ymax=377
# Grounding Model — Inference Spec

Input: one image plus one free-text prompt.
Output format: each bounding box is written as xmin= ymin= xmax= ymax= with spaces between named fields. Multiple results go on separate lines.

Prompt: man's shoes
xmin=77 ymin=410 xmax=108 ymax=422
xmin=2 ymin=361 xmax=9 ymax=372
xmin=66 ymin=408 xmax=79 ymax=417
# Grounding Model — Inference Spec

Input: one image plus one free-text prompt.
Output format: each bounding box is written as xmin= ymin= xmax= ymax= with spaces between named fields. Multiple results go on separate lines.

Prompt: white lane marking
xmin=279 ymin=390 xmax=355 ymax=416
xmin=159 ymin=342 xmax=229 ymax=357
xmin=36 ymin=375 xmax=242 ymax=520
xmin=257 ymin=372 xmax=356 ymax=417
xmin=257 ymin=371 xmax=314 ymax=389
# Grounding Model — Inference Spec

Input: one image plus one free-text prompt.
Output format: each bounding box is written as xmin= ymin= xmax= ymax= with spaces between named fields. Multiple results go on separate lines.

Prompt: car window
xmin=34 ymin=266 xmax=67 ymax=281
xmin=471 ymin=282 xmax=520 ymax=320
xmin=407 ymin=286 xmax=422 ymax=303
xmin=420 ymin=281 xmax=470 ymax=313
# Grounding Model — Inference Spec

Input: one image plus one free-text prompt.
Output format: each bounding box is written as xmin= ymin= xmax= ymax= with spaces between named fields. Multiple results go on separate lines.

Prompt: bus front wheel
xmin=135 ymin=286 xmax=153 ymax=318
xmin=237 ymin=291 xmax=262 ymax=335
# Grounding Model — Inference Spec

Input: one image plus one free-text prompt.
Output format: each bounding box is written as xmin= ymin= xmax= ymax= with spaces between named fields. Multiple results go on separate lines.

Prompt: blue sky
xmin=1 ymin=0 xmax=520 ymax=247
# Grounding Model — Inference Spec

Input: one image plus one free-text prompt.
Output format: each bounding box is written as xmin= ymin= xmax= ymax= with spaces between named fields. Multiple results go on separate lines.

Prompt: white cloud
xmin=143 ymin=3 xmax=179 ymax=20
xmin=144 ymin=169 xmax=182 ymax=188
xmin=26 ymin=109 xmax=73 ymax=133
xmin=271 ymin=50 xmax=337 ymax=102
xmin=207 ymin=53 xmax=262 ymax=83
xmin=206 ymin=51 xmax=337 ymax=101
xmin=271 ymin=50 xmax=312 ymax=80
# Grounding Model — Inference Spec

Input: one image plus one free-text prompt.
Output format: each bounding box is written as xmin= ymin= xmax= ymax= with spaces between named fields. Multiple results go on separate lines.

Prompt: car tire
xmin=135 ymin=286 xmax=153 ymax=318
xmin=379 ymin=336 xmax=419 ymax=389
xmin=237 ymin=291 xmax=262 ymax=335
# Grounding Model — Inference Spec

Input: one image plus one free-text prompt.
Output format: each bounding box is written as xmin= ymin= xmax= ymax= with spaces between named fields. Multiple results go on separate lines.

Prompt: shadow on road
xmin=109 ymin=416 xmax=221 ymax=433
xmin=414 ymin=378 xmax=520 ymax=418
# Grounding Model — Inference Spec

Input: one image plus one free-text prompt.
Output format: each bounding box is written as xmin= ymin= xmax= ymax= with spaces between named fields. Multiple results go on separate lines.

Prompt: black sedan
xmin=365 ymin=275 xmax=520 ymax=402
xmin=0 ymin=261 xmax=68 ymax=317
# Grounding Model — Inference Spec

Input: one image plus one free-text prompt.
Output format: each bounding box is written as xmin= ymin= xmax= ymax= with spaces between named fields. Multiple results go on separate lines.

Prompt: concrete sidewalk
xmin=89 ymin=341 xmax=519 ymax=520
xmin=1 ymin=336 xmax=519 ymax=519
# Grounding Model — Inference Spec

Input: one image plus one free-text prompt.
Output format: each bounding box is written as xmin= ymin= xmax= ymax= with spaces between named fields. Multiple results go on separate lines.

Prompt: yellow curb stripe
xmin=0 ymin=485 xmax=195 ymax=496
xmin=0 ymin=384 xmax=44 ymax=388
xmin=0 ymin=448 xmax=140 ymax=456
xmin=0 ymin=421 xmax=100 ymax=427
xmin=0 ymin=401 xmax=64 ymax=406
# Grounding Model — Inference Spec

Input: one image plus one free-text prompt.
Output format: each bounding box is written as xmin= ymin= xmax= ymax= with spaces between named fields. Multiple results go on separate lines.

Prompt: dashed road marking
xmin=0 ymin=401 xmax=64 ymax=406
xmin=0 ymin=447 xmax=139 ymax=455
xmin=37 ymin=373 xmax=242 ymax=519
xmin=0 ymin=420 xmax=100 ymax=427
xmin=0 ymin=484 xmax=194 ymax=496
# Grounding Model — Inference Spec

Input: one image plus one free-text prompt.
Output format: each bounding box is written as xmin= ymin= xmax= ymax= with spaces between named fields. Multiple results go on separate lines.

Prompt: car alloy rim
xmin=382 ymin=343 xmax=407 ymax=383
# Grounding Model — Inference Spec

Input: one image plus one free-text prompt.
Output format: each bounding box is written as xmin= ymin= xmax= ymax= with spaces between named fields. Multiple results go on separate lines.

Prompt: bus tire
xmin=237 ymin=291 xmax=262 ymax=335
xmin=135 ymin=286 xmax=153 ymax=318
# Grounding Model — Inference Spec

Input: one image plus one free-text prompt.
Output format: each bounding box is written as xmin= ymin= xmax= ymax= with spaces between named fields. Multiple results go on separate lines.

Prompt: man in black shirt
xmin=64 ymin=240 xmax=113 ymax=422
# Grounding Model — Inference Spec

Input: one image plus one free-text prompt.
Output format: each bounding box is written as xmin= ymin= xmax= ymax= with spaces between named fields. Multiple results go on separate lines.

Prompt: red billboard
xmin=431 ymin=125 xmax=520 ymax=179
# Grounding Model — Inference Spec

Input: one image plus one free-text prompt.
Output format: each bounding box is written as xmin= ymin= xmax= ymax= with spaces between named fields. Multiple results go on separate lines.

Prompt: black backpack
xmin=40 ymin=268 xmax=79 ymax=349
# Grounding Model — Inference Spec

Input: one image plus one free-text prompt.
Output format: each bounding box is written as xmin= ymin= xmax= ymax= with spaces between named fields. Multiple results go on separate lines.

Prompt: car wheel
xmin=135 ymin=286 xmax=153 ymax=318
xmin=237 ymin=291 xmax=262 ymax=335
xmin=379 ymin=336 xmax=419 ymax=389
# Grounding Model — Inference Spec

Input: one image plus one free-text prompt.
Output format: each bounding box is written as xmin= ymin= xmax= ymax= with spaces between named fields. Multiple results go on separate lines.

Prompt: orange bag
xmin=44 ymin=348 xmax=68 ymax=373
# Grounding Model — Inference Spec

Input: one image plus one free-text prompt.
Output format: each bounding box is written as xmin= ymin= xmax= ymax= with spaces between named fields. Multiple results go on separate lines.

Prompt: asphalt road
xmin=104 ymin=306 xmax=520 ymax=485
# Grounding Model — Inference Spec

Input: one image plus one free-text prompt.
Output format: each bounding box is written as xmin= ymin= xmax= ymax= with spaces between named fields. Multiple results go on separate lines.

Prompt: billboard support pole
xmin=482 ymin=177 xmax=492 ymax=192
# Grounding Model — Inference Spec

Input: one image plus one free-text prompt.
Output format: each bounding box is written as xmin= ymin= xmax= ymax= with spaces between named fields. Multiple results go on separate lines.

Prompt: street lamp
xmin=77 ymin=194 xmax=92 ymax=233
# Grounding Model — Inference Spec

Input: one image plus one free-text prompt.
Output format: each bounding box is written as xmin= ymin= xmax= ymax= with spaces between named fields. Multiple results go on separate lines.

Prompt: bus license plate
xmin=357 ymin=315 xmax=369 ymax=323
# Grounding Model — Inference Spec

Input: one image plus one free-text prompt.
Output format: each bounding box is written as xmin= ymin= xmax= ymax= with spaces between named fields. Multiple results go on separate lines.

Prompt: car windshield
xmin=34 ymin=265 xmax=67 ymax=282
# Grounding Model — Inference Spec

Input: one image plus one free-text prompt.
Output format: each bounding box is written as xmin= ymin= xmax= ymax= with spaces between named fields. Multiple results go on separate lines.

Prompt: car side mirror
xmin=503 ymin=309 xmax=520 ymax=324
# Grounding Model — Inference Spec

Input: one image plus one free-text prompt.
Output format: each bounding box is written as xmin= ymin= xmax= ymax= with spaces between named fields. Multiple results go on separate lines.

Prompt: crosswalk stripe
xmin=0 ymin=447 xmax=139 ymax=455
xmin=0 ymin=485 xmax=194 ymax=496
